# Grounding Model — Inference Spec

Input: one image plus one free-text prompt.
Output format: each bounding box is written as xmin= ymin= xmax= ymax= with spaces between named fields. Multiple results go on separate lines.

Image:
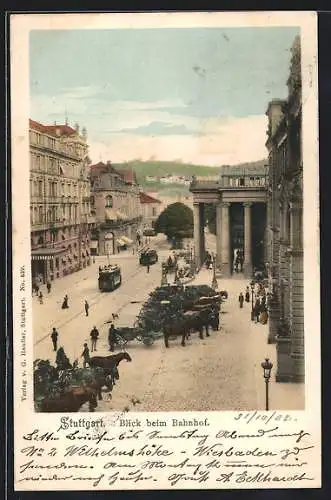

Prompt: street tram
xmin=98 ymin=264 xmax=122 ymax=292
xmin=139 ymin=248 xmax=158 ymax=266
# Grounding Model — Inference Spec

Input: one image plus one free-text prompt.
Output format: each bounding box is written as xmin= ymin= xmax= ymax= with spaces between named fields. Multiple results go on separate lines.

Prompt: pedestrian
xmin=93 ymin=257 xmax=95 ymax=264
xmin=85 ymin=300 xmax=89 ymax=317
xmin=245 ymin=286 xmax=250 ymax=302
xmin=108 ymin=323 xmax=117 ymax=351
xmin=81 ymin=343 xmax=90 ymax=368
xmin=90 ymin=326 xmax=99 ymax=352
xmin=35 ymin=284 xmax=40 ymax=296
xmin=260 ymin=303 xmax=269 ymax=325
xmin=46 ymin=281 xmax=51 ymax=294
xmin=38 ymin=291 xmax=43 ymax=304
xmin=61 ymin=294 xmax=69 ymax=309
xmin=238 ymin=292 xmax=244 ymax=309
xmin=147 ymin=264 xmax=150 ymax=274
xmin=51 ymin=327 xmax=58 ymax=351
xmin=254 ymin=298 xmax=261 ymax=323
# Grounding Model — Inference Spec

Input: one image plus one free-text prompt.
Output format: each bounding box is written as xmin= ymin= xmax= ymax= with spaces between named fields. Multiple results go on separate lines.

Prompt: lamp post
xmin=261 ymin=358 xmax=273 ymax=410
xmin=250 ymin=280 xmax=255 ymax=321
xmin=211 ymin=253 xmax=218 ymax=290
xmin=161 ymin=262 xmax=168 ymax=286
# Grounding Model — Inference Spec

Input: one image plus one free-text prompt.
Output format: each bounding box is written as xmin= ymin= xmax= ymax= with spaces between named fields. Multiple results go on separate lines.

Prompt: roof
xmin=116 ymin=168 xmax=137 ymax=185
xmin=29 ymin=119 xmax=77 ymax=137
xmin=139 ymin=192 xmax=162 ymax=204
xmin=89 ymin=161 xmax=119 ymax=177
xmin=219 ymin=160 xmax=268 ymax=177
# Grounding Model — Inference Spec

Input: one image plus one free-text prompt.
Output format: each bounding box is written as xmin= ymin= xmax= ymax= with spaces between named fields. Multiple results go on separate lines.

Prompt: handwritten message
xmin=15 ymin=412 xmax=316 ymax=490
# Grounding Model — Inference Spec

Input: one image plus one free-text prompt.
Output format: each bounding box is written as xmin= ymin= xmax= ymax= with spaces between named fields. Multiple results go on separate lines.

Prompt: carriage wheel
xmin=143 ymin=337 xmax=154 ymax=346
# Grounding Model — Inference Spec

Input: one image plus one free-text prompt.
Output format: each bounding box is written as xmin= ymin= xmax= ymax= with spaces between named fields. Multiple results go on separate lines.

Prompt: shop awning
xmin=105 ymin=208 xmax=117 ymax=221
xmin=116 ymin=238 xmax=126 ymax=247
xmin=121 ymin=236 xmax=133 ymax=245
xmin=90 ymin=240 xmax=98 ymax=249
xmin=116 ymin=210 xmax=129 ymax=220
xmin=31 ymin=248 xmax=66 ymax=261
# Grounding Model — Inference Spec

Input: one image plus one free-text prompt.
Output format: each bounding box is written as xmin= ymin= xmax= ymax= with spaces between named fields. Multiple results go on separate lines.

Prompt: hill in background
xmin=112 ymin=159 xmax=267 ymax=194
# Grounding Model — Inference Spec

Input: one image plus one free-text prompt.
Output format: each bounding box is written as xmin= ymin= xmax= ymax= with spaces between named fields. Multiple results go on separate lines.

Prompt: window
xmin=239 ymin=177 xmax=245 ymax=187
xmin=38 ymin=181 xmax=43 ymax=196
xmin=105 ymin=195 xmax=113 ymax=208
xmin=152 ymin=207 xmax=156 ymax=216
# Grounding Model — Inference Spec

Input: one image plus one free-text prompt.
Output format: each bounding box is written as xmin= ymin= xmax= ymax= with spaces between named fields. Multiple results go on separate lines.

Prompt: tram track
xmin=34 ymin=263 xmax=155 ymax=346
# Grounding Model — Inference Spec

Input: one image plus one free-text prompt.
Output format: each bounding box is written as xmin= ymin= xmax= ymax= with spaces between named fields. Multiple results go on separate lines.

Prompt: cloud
xmin=88 ymin=114 xmax=268 ymax=166
xmin=109 ymin=121 xmax=202 ymax=137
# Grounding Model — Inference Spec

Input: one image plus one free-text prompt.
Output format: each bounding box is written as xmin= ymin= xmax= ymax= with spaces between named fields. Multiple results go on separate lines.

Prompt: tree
xmin=155 ymin=202 xmax=193 ymax=245
xmin=204 ymin=204 xmax=216 ymax=235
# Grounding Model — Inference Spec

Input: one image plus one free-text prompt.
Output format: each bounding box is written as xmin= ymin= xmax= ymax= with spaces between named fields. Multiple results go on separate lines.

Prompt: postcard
xmin=10 ymin=11 xmax=321 ymax=490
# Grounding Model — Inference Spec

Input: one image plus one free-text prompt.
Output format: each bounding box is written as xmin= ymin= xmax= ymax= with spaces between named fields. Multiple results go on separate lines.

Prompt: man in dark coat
xmin=108 ymin=323 xmax=117 ymax=352
xmin=254 ymin=298 xmax=261 ymax=323
xmin=245 ymin=286 xmax=250 ymax=302
xmin=62 ymin=295 xmax=69 ymax=309
xmin=238 ymin=292 xmax=244 ymax=308
xmin=51 ymin=328 xmax=58 ymax=351
xmin=85 ymin=300 xmax=89 ymax=317
xmin=90 ymin=326 xmax=99 ymax=352
xmin=81 ymin=343 xmax=90 ymax=368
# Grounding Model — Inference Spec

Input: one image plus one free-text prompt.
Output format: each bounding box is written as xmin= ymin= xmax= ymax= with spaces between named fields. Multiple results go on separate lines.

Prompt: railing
xmin=190 ymin=175 xmax=267 ymax=189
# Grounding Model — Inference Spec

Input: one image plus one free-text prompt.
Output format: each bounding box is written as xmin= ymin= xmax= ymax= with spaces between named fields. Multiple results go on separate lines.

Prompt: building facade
xmin=265 ymin=36 xmax=304 ymax=383
xmin=139 ymin=192 xmax=162 ymax=228
xmin=89 ymin=162 xmax=142 ymax=255
xmin=189 ymin=161 xmax=268 ymax=277
xmin=30 ymin=119 xmax=93 ymax=284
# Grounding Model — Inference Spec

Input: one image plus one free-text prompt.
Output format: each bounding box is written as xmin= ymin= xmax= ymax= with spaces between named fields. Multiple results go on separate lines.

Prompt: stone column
xmin=289 ymin=197 xmax=304 ymax=382
xmin=221 ymin=202 xmax=230 ymax=276
xmin=193 ymin=203 xmax=201 ymax=268
xmin=199 ymin=203 xmax=205 ymax=265
xmin=215 ymin=203 xmax=222 ymax=269
xmin=243 ymin=202 xmax=252 ymax=278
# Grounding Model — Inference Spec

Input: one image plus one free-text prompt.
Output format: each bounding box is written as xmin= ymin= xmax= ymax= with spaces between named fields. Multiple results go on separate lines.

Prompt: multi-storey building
xmin=265 ymin=35 xmax=304 ymax=383
xmin=30 ymin=119 xmax=93 ymax=284
xmin=139 ymin=192 xmax=162 ymax=228
xmin=89 ymin=162 xmax=142 ymax=255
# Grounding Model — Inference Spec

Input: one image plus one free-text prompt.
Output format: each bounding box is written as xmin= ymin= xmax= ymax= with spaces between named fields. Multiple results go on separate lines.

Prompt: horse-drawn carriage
xmin=113 ymin=326 xmax=155 ymax=347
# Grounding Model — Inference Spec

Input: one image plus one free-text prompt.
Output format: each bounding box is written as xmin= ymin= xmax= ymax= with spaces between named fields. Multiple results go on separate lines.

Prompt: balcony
xmin=190 ymin=175 xmax=267 ymax=191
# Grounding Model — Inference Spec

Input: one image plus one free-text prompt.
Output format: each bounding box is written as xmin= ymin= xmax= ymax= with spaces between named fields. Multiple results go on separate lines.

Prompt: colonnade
xmin=193 ymin=201 xmax=254 ymax=277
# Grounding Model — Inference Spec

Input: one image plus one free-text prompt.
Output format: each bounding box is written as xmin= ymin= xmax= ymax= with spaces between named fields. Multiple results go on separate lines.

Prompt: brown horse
xmin=163 ymin=311 xmax=206 ymax=348
xmin=89 ymin=352 xmax=132 ymax=376
xmin=40 ymin=386 xmax=98 ymax=413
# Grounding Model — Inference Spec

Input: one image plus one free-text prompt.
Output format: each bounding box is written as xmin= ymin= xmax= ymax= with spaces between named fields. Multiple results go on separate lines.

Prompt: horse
xmin=40 ymin=386 xmax=98 ymax=413
xmin=72 ymin=366 xmax=119 ymax=401
xmin=89 ymin=352 xmax=132 ymax=378
xmin=163 ymin=310 xmax=209 ymax=348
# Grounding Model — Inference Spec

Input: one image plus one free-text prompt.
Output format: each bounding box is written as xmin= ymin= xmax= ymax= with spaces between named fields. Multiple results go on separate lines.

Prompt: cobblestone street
xmin=33 ymin=233 xmax=304 ymax=413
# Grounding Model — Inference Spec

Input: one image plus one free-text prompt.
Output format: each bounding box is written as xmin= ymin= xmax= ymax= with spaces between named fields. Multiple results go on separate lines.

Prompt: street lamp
xmin=211 ymin=253 xmax=218 ymax=290
xmin=161 ymin=262 xmax=168 ymax=286
xmin=261 ymin=358 xmax=273 ymax=410
xmin=250 ymin=280 xmax=255 ymax=321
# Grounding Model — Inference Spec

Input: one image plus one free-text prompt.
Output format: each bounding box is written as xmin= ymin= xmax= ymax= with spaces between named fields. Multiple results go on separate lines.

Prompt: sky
xmin=30 ymin=27 xmax=299 ymax=166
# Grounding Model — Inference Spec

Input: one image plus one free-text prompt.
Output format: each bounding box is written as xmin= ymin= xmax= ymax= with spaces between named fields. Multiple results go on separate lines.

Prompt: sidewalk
xmin=189 ymin=268 xmax=305 ymax=411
